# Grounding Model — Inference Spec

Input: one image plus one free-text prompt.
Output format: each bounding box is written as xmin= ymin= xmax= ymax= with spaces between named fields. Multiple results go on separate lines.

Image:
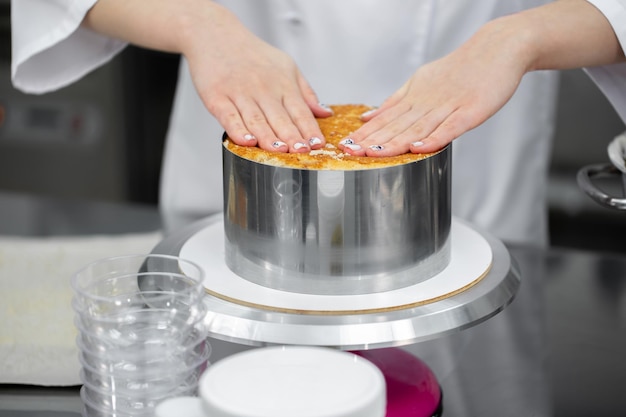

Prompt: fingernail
xmin=369 ymin=144 xmax=384 ymax=151
xmin=411 ymin=141 xmax=424 ymax=147
xmin=244 ymin=133 xmax=256 ymax=141
xmin=340 ymin=138 xmax=355 ymax=146
xmin=344 ymin=143 xmax=362 ymax=151
xmin=272 ymin=141 xmax=287 ymax=149
xmin=319 ymin=103 xmax=333 ymax=113
xmin=361 ymin=109 xmax=376 ymax=118
xmin=293 ymin=142 xmax=309 ymax=150
xmin=309 ymin=137 xmax=322 ymax=146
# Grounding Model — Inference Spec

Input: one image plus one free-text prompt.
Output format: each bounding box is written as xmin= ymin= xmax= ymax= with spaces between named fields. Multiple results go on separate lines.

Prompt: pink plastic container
xmin=353 ymin=348 xmax=442 ymax=417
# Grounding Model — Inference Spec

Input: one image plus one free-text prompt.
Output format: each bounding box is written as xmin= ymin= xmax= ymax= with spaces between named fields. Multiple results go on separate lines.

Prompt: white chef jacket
xmin=584 ymin=0 xmax=626 ymax=118
xmin=13 ymin=0 xmax=622 ymax=246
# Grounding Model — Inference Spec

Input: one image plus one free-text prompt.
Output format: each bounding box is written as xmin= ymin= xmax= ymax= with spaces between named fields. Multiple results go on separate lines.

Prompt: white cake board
xmin=153 ymin=214 xmax=519 ymax=349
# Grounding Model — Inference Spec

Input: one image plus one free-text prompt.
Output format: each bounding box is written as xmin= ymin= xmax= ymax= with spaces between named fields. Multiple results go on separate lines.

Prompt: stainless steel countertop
xmin=1 ymin=191 xmax=625 ymax=417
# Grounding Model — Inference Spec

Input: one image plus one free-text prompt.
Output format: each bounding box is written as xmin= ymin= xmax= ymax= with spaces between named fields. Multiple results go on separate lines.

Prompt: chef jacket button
xmin=285 ymin=13 xmax=303 ymax=26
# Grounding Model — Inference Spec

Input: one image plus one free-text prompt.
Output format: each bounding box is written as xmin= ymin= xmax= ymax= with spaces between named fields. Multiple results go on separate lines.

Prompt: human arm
xmin=82 ymin=0 xmax=331 ymax=152
xmin=343 ymin=0 xmax=626 ymax=156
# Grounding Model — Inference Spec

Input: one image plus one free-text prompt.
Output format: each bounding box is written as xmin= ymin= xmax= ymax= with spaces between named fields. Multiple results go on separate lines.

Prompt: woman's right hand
xmin=84 ymin=0 xmax=331 ymax=153
xmin=179 ymin=3 xmax=332 ymax=153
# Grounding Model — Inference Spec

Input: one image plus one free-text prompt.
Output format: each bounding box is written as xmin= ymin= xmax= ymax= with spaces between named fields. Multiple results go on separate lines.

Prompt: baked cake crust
xmin=223 ymin=104 xmax=437 ymax=170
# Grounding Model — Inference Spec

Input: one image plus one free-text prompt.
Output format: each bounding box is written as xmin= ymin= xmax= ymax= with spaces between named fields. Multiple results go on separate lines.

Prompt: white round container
xmin=156 ymin=346 xmax=386 ymax=417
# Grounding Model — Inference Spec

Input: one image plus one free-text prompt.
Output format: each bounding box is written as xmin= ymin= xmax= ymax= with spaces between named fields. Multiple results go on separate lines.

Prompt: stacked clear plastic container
xmin=71 ymin=254 xmax=211 ymax=417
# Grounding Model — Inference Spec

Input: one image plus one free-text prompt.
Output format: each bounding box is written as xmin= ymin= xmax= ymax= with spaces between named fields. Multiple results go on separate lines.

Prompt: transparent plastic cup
xmin=77 ymin=342 xmax=210 ymax=402
xmin=71 ymin=290 xmax=207 ymax=323
xmin=71 ymin=254 xmax=210 ymax=417
xmin=77 ymin=338 xmax=211 ymax=378
xmin=80 ymin=389 xmax=137 ymax=417
xmin=79 ymin=359 xmax=207 ymax=398
xmin=74 ymin=316 xmax=209 ymax=361
xmin=82 ymin=381 xmax=196 ymax=412
xmin=80 ymin=384 xmax=197 ymax=417
xmin=72 ymin=298 xmax=208 ymax=352
xmin=71 ymin=255 xmax=205 ymax=315
xmin=79 ymin=344 xmax=209 ymax=398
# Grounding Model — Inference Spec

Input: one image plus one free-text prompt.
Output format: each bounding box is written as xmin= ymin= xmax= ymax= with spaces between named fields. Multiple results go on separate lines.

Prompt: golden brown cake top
xmin=223 ymin=104 xmax=437 ymax=170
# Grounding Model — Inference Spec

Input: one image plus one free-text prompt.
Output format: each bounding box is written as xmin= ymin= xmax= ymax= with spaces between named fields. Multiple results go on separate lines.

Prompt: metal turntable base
xmin=152 ymin=215 xmax=520 ymax=350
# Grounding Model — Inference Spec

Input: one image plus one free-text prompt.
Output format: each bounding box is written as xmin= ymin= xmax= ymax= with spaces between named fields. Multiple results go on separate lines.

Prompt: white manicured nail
xmin=244 ymin=133 xmax=256 ymax=141
xmin=361 ymin=109 xmax=376 ymax=118
xmin=340 ymin=138 xmax=355 ymax=146
xmin=319 ymin=103 xmax=333 ymax=113
xmin=272 ymin=141 xmax=287 ymax=149
xmin=309 ymin=137 xmax=322 ymax=146
xmin=344 ymin=143 xmax=362 ymax=151
xmin=369 ymin=144 xmax=384 ymax=151
xmin=411 ymin=141 xmax=424 ymax=147
xmin=293 ymin=142 xmax=309 ymax=150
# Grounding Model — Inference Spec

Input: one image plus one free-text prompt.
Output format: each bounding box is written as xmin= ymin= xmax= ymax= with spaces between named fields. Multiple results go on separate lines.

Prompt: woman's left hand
xmin=341 ymin=0 xmax=626 ymax=157
xmin=341 ymin=17 xmax=528 ymax=157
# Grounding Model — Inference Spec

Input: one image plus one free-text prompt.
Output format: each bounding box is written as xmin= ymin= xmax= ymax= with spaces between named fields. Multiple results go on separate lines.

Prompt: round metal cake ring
xmin=152 ymin=214 xmax=520 ymax=350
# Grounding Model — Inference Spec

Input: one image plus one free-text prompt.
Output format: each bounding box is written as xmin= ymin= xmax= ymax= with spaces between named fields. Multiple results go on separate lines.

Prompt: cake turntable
xmin=152 ymin=213 xmax=520 ymax=350
xmin=152 ymin=110 xmax=521 ymax=416
xmin=152 ymin=213 xmax=518 ymax=417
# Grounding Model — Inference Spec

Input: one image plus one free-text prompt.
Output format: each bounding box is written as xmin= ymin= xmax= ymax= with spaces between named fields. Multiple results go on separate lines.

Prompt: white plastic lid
xmin=155 ymin=397 xmax=205 ymax=417
xmin=199 ymin=346 xmax=386 ymax=417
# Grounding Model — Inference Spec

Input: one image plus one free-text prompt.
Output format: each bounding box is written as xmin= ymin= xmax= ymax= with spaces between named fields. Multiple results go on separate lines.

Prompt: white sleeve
xmin=584 ymin=0 xmax=626 ymax=124
xmin=11 ymin=0 xmax=128 ymax=94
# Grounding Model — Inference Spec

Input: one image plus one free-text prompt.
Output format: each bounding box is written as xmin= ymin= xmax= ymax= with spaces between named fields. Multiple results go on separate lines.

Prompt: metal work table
xmin=0 ymin=191 xmax=624 ymax=417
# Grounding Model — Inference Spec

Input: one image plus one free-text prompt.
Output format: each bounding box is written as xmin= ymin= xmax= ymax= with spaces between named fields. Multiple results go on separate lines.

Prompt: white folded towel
xmin=0 ymin=231 xmax=162 ymax=386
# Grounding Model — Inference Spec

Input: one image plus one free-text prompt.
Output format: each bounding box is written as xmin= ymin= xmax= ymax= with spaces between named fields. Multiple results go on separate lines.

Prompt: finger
xmin=410 ymin=108 xmax=476 ymax=153
xmin=257 ymin=99 xmax=310 ymax=153
xmin=354 ymin=106 xmax=456 ymax=157
xmin=342 ymin=104 xmax=416 ymax=156
xmin=339 ymin=137 xmax=367 ymax=156
xmin=283 ymin=96 xmax=327 ymax=150
xmin=355 ymin=111 xmax=418 ymax=157
xmin=359 ymin=106 xmax=379 ymax=122
xmin=234 ymin=98 xmax=290 ymax=152
xmin=212 ymin=98 xmax=260 ymax=147
xmin=346 ymin=103 xmax=414 ymax=145
xmin=297 ymin=73 xmax=334 ymax=118
xmin=361 ymin=82 xmax=410 ymax=122
xmin=294 ymin=74 xmax=330 ymax=149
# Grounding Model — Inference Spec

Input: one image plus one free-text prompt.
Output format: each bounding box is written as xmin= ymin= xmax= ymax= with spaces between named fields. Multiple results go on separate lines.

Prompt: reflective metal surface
xmin=3 ymin=193 xmax=626 ymax=416
xmin=152 ymin=216 xmax=519 ymax=349
xmin=577 ymin=163 xmax=626 ymax=210
xmin=222 ymin=146 xmax=451 ymax=295
xmin=577 ymin=132 xmax=626 ymax=210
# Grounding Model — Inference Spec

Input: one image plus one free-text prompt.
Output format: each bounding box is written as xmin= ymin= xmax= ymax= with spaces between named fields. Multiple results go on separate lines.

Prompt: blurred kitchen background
xmin=1 ymin=2 xmax=625 ymax=255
